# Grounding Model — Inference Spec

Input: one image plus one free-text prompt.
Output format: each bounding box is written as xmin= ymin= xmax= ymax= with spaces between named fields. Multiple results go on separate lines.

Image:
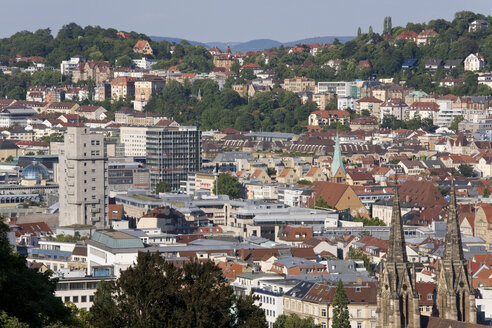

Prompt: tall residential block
xmin=58 ymin=127 xmax=108 ymax=228
xmin=146 ymin=126 xmax=202 ymax=190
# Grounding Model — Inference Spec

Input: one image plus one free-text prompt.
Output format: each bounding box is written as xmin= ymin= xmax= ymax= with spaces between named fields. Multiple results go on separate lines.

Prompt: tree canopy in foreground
xmin=90 ymin=252 xmax=267 ymax=328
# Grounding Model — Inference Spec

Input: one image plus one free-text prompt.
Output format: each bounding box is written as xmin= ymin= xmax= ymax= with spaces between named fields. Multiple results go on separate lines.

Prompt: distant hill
xmin=283 ymin=36 xmax=354 ymax=46
xmin=150 ymin=36 xmax=354 ymax=52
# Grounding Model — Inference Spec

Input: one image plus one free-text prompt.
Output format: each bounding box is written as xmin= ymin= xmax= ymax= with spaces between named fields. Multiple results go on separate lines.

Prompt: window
xmin=72 ymin=296 xmax=78 ymax=303
xmin=357 ymin=322 xmax=362 ymax=328
xmin=321 ymin=323 xmax=326 ymax=328
xmin=81 ymin=296 xmax=87 ymax=303
xmin=427 ymin=294 xmax=433 ymax=300
xmin=64 ymin=296 xmax=70 ymax=303
xmin=321 ymin=308 xmax=327 ymax=317
xmin=89 ymin=295 xmax=94 ymax=302
xmin=357 ymin=309 xmax=362 ymax=318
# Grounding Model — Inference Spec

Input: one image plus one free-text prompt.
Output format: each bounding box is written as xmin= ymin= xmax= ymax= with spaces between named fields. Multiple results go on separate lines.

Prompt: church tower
xmin=377 ymin=180 xmax=420 ymax=328
xmin=330 ymin=132 xmax=346 ymax=183
xmin=436 ymin=180 xmax=476 ymax=323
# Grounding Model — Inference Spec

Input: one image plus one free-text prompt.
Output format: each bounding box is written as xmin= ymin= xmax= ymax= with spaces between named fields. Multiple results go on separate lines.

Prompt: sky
xmin=1 ymin=0 xmax=492 ymax=42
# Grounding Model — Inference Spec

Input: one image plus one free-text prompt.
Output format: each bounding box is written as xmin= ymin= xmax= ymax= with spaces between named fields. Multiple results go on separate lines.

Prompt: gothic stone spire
xmin=436 ymin=179 xmax=476 ymax=323
xmin=377 ymin=177 xmax=420 ymax=328
xmin=387 ymin=177 xmax=408 ymax=264
xmin=443 ymin=179 xmax=464 ymax=261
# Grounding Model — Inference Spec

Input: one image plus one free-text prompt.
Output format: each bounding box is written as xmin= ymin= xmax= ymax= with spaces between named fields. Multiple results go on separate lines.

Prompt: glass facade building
xmin=146 ymin=126 xmax=202 ymax=190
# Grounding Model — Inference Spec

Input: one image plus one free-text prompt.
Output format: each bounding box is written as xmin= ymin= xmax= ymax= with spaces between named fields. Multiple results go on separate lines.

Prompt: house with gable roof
xmin=464 ymin=53 xmax=486 ymax=72
xmin=277 ymin=168 xmax=298 ymax=184
xmin=303 ymin=167 xmax=326 ymax=183
xmin=133 ymin=40 xmax=153 ymax=55
xmin=474 ymin=203 xmax=492 ymax=248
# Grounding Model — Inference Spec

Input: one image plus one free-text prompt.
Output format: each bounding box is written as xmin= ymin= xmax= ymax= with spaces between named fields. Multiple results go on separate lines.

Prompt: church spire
xmin=377 ymin=175 xmax=421 ymax=328
xmin=443 ymin=179 xmax=464 ymax=261
xmin=387 ymin=177 xmax=408 ymax=263
xmin=331 ymin=132 xmax=345 ymax=181
xmin=436 ymin=178 xmax=476 ymax=323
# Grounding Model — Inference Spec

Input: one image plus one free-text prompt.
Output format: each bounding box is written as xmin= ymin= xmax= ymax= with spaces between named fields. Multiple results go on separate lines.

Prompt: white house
xmin=464 ymin=53 xmax=486 ymax=72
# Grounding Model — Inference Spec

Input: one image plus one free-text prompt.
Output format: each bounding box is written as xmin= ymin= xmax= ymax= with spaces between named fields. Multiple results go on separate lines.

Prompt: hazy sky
xmin=2 ymin=0 xmax=492 ymax=42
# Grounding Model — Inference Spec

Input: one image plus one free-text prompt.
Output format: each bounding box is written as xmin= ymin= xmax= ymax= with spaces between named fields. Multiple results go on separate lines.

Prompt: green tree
xmin=115 ymin=55 xmax=132 ymax=68
xmin=458 ymin=164 xmax=475 ymax=177
xmin=331 ymin=280 xmax=350 ymax=328
xmin=450 ymin=115 xmax=464 ymax=132
xmin=0 ymin=312 xmax=29 ymax=328
xmin=483 ymin=187 xmax=490 ymax=198
xmin=213 ymin=173 xmax=241 ymax=199
xmin=90 ymin=252 xmax=266 ymax=328
xmin=325 ymin=97 xmax=338 ymax=110
xmin=312 ymin=197 xmax=331 ymax=209
xmin=347 ymin=246 xmax=372 ymax=272
xmin=297 ymin=179 xmax=313 ymax=185
xmin=273 ymin=313 xmax=319 ymax=328
xmin=155 ymin=180 xmax=172 ymax=193
xmin=0 ymin=222 xmax=72 ymax=327
xmin=4 ymin=155 xmax=13 ymax=162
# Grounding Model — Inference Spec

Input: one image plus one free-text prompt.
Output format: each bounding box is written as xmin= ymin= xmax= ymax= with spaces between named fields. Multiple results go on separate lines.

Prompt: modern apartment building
xmin=58 ymin=127 xmax=108 ymax=228
xmin=146 ymin=126 xmax=202 ymax=190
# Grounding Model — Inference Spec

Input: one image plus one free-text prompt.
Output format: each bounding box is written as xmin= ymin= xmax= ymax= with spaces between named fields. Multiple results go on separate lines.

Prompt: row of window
xmin=260 ymin=295 xmax=276 ymax=305
xmin=61 ymin=295 xmax=94 ymax=304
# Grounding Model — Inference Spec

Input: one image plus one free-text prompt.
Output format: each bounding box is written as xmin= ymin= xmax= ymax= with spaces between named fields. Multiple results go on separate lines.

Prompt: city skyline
xmin=2 ymin=0 xmax=492 ymax=42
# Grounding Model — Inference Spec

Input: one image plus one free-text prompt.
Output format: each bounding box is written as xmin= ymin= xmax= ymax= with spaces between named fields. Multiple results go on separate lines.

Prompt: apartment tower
xmin=58 ymin=127 xmax=108 ymax=228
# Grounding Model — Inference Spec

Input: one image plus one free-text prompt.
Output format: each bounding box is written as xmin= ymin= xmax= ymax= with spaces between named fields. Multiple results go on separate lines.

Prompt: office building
xmin=146 ymin=126 xmax=202 ymax=190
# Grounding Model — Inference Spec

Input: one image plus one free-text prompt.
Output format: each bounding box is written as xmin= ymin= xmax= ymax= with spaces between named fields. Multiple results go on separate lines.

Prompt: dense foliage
xmin=213 ymin=173 xmax=241 ymax=198
xmin=273 ymin=314 xmax=320 ymax=328
xmin=0 ymin=222 xmax=73 ymax=327
xmin=155 ymin=180 xmax=172 ymax=193
xmin=90 ymin=252 xmax=266 ymax=328
xmin=0 ymin=23 xmax=213 ymax=70
xmin=145 ymin=79 xmax=316 ymax=132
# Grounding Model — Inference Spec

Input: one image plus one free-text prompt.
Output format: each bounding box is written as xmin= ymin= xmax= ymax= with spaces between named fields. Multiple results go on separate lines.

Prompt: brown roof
xmin=398 ymin=180 xmax=447 ymax=208
xmin=12 ymin=222 xmax=52 ymax=237
xmin=308 ymin=182 xmax=348 ymax=208
xmin=72 ymin=245 xmax=87 ymax=257
xmin=416 ymin=282 xmax=436 ymax=306
xmin=421 ymin=316 xmax=488 ymax=328
xmin=301 ymin=282 xmax=378 ymax=304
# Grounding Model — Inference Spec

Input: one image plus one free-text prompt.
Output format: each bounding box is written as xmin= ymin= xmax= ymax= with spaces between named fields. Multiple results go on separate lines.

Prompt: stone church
xmin=377 ymin=180 xmax=479 ymax=328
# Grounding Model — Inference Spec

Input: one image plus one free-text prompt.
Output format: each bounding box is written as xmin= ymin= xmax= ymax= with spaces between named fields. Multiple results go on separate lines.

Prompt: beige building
xmin=475 ymin=203 xmax=492 ymax=249
xmin=195 ymin=172 xmax=217 ymax=193
xmin=356 ymin=96 xmax=383 ymax=117
xmin=58 ymin=127 xmax=108 ymax=228
xmin=303 ymin=167 xmax=326 ymax=182
xmin=111 ymin=77 xmax=136 ymax=103
xmin=250 ymin=169 xmax=272 ymax=183
xmin=72 ymin=61 xmax=112 ymax=84
xmin=232 ymin=84 xmax=249 ymax=98
xmin=283 ymin=281 xmax=378 ymax=328
xmin=119 ymin=126 xmax=149 ymax=157
xmin=134 ymin=77 xmax=166 ymax=111
xmin=277 ymin=168 xmax=298 ymax=184
xmin=312 ymin=93 xmax=335 ymax=110
xmin=282 ymin=77 xmax=315 ymax=93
